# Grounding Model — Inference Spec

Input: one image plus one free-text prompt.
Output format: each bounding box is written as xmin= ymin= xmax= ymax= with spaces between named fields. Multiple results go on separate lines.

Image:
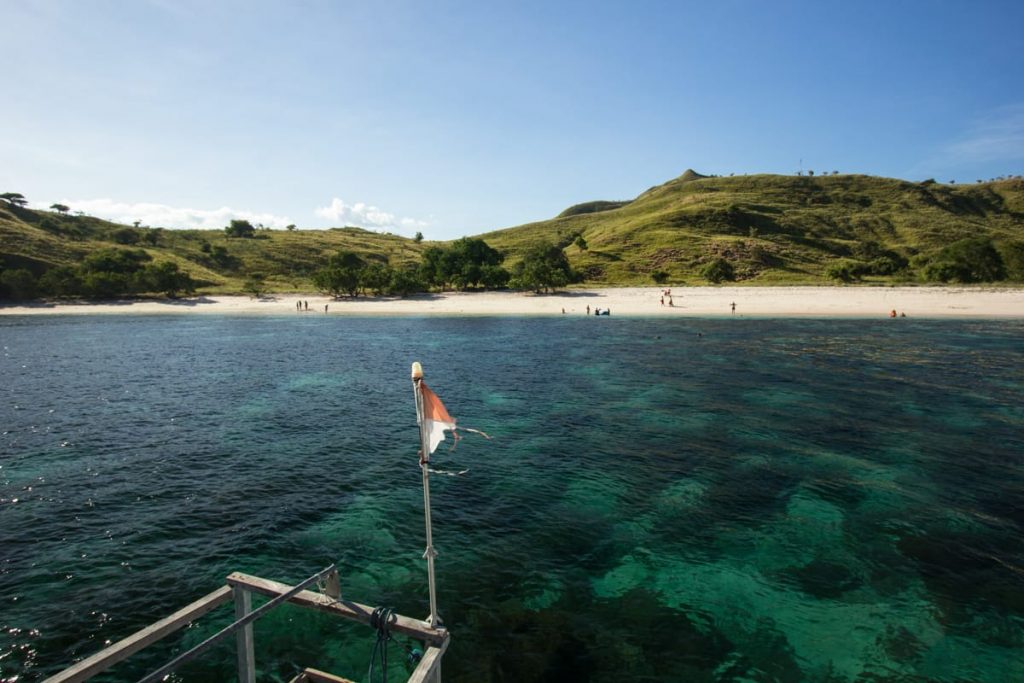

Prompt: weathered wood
xmin=226 ymin=572 xmax=448 ymax=646
xmin=296 ymin=667 xmax=358 ymax=683
xmin=233 ymin=586 xmax=255 ymax=683
xmin=137 ymin=566 xmax=336 ymax=683
xmin=42 ymin=586 xmax=233 ymax=683
xmin=407 ymin=645 xmax=447 ymax=683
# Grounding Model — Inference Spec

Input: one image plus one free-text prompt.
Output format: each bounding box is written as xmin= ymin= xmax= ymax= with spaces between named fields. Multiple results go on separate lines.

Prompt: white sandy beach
xmin=1 ymin=287 xmax=1022 ymax=318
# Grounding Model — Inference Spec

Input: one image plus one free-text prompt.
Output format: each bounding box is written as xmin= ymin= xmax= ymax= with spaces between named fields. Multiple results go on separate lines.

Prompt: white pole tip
xmin=411 ymin=362 xmax=423 ymax=379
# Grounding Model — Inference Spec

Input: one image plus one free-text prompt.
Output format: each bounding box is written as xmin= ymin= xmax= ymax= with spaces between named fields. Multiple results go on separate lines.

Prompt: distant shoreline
xmin=2 ymin=286 xmax=1023 ymax=319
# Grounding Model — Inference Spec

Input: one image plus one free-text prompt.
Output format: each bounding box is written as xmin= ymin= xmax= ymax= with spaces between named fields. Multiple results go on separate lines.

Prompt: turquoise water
xmin=1 ymin=315 xmax=1022 ymax=682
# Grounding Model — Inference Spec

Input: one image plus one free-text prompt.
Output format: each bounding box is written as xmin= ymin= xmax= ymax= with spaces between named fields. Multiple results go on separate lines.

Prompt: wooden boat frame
xmin=42 ymin=569 xmax=449 ymax=683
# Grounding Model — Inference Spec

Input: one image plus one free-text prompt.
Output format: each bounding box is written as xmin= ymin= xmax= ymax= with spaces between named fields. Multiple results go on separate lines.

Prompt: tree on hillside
xmin=135 ymin=262 xmax=195 ymax=298
xmin=414 ymin=231 xmax=424 ymax=243
xmin=999 ymin=241 xmax=1024 ymax=281
xmin=700 ymin=258 xmax=735 ymax=284
xmin=0 ymin=268 xmax=38 ymax=300
xmin=922 ymin=237 xmax=1005 ymax=283
xmin=574 ymin=235 xmax=588 ymax=251
xmin=50 ymin=203 xmax=70 ymax=215
xmin=286 ymin=224 xmax=296 ymax=231
xmin=1 ymin=192 xmax=27 ymax=208
xmin=510 ymin=242 xmax=575 ymax=293
xmin=419 ymin=237 xmax=507 ymax=290
xmin=312 ymin=251 xmax=365 ymax=298
xmin=225 ymin=219 xmax=256 ymax=238
xmin=243 ymin=273 xmax=267 ymax=299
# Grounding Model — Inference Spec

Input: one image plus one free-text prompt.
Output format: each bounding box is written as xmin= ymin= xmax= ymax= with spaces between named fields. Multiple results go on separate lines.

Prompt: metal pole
xmin=411 ymin=362 xmax=440 ymax=629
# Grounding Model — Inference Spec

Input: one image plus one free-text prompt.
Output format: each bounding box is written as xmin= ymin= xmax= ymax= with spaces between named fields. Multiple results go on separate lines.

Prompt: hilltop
xmin=479 ymin=171 xmax=1024 ymax=284
xmin=2 ymin=171 xmax=1023 ymax=299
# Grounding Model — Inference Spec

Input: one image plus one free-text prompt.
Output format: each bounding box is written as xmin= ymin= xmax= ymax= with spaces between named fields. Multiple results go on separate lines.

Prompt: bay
xmin=1 ymin=315 xmax=1022 ymax=682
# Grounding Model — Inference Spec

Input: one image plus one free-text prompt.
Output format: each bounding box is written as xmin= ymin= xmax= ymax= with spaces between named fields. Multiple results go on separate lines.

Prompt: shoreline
xmin=1 ymin=286 xmax=1023 ymax=319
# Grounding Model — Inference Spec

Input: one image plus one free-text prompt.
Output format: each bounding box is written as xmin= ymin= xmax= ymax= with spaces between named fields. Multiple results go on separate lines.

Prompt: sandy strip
xmin=2 ymin=287 xmax=1023 ymax=318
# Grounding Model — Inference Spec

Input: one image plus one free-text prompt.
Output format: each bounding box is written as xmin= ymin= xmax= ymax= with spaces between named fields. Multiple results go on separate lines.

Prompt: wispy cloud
xmin=32 ymin=198 xmax=293 ymax=230
xmin=314 ymin=198 xmax=428 ymax=236
xmin=915 ymin=104 xmax=1024 ymax=177
xmin=944 ymin=104 xmax=1024 ymax=164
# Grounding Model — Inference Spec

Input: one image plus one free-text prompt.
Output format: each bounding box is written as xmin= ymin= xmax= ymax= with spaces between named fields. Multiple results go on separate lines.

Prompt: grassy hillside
xmin=3 ymin=171 xmax=1023 ymax=295
xmin=0 ymin=205 xmax=426 ymax=294
xmin=479 ymin=171 xmax=1024 ymax=284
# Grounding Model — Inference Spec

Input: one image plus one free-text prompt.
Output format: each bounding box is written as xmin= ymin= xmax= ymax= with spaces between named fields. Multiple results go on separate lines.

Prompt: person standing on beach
xmin=731 ymin=302 xmax=736 ymax=313
xmin=325 ymin=304 xmax=329 ymax=313
xmin=586 ymin=305 xmax=590 ymax=315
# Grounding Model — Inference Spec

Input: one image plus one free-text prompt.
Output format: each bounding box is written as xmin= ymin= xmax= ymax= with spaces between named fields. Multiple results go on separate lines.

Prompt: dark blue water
xmin=1 ymin=315 xmax=1022 ymax=682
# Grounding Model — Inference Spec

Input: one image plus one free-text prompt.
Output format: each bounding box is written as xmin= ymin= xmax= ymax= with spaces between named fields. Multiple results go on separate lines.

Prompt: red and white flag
xmin=419 ymin=381 xmax=490 ymax=459
xmin=420 ymin=381 xmax=457 ymax=455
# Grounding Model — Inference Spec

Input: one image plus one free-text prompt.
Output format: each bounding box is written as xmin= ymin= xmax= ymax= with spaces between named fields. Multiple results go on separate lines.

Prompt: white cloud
xmin=944 ymin=103 xmax=1024 ymax=165
xmin=31 ymin=198 xmax=294 ymax=230
xmin=314 ymin=198 xmax=428 ymax=236
xmin=913 ymin=104 xmax=1024 ymax=177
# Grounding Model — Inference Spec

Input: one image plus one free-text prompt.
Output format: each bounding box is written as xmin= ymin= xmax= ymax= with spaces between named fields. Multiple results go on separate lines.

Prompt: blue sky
xmin=2 ymin=0 xmax=1023 ymax=239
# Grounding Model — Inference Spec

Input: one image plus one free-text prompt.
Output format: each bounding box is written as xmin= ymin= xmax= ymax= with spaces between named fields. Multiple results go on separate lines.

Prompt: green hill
xmin=479 ymin=171 xmax=1024 ymax=284
xmin=0 ymin=205 xmax=425 ymax=294
xmin=2 ymin=171 xmax=1023 ymax=297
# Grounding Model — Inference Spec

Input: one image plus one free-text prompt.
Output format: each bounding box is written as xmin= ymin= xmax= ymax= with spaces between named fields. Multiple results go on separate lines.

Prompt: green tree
xmin=83 ymin=248 xmax=151 ymax=274
xmin=574 ymin=235 xmax=588 ymax=251
xmin=243 ymin=273 xmax=267 ymax=298
xmin=0 ymin=268 xmax=38 ymax=299
xmin=225 ymin=219 xmax=256 ymax=238
xmin=312 ymin=251 xmax=365 ymax=297
xmin=824 ymin=260 xmax=860 ymax=282
xmin=700 ymin=258 xmax=735 ymax=284
xmin=286 ymin=224 xmax=296 ymax=231
xmin=510 ymin=243 xmax=574 ymax=293
xmin=414 ymin=231 xmax=424 ymax=243
xmin=0 ymin=192 xmax=27 ymax=208
xmin=50 ymin=203 xmax=70 ymax=215
xmin=112 ymin=228 xmax=140 ymax=245
xmin=39 ymin=266 xmax=83 ymax=297
xmin=360 ymin=262 xmax=393 ymax=296
xmin=136 ymin=262 xmax=195 ymax=298
xmin=923 ymin=237 xmax=1005 ymax=283
xmin=388 ymin=267 xmax=425 ymax=297
xmin=997 ymin=241 xmax=1024 ymax=281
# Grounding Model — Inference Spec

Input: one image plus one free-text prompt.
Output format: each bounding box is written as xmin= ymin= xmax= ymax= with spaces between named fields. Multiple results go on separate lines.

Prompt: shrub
xmin=998 ymin=241 xmax=1024 ymax=281
xmin=922 ymin=237 xmax=1005 ymax=283
xmin=700 ymin=258 xmax=735 ymax=284
xmin=0 ymin=268 xmax=38 ymax=299
xmin=824 ymin=260 xmax=862 ymax=282
xmin=651 ymin=270 xmax=670 ymax=284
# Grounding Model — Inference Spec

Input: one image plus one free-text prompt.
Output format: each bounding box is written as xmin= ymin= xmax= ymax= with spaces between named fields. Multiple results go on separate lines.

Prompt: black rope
xmin=367 ymin=607 xmax=396 ymax=682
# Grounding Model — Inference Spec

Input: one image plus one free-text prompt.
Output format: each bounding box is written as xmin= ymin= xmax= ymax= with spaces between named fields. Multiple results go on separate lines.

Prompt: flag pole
xmin=411 ymin=361 xmax=441 ymax=629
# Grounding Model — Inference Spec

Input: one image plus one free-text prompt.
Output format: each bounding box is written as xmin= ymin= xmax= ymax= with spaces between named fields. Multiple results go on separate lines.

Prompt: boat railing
xmin=42 ymin=566 xmax=449 ymax=683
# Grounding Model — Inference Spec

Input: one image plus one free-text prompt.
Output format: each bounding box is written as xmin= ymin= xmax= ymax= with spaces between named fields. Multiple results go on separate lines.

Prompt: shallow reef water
xmin=1 ymin=315 xmax=1022 ymax=682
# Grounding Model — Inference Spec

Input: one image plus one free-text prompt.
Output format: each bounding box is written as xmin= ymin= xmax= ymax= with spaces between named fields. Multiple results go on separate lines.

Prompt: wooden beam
xmin=407 ymin=645 xmax=447 ymax=683
xmin=42 ymin=586 xmax=233 ymax=683
xmin=226 ymin=572 xmax=447 ymax=646
xmin=298 ymin=667 xmax=358 ymax=683
xmin=233 ymin=586 xmax=255 ymax=683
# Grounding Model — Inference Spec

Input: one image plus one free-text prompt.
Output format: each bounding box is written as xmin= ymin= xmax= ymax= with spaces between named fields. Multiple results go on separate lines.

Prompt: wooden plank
xmin=407 ymin=645 xmax=446 ymax=683
xmin=233 ymin=586 xmax=255 ymax=683
xmin=43 ymin=585 xmax=233 ymax=683
xmin=226 ymin=572 xmax=448 ymax=646
xmin=300 ymin=667 xmax=358 ymax=683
